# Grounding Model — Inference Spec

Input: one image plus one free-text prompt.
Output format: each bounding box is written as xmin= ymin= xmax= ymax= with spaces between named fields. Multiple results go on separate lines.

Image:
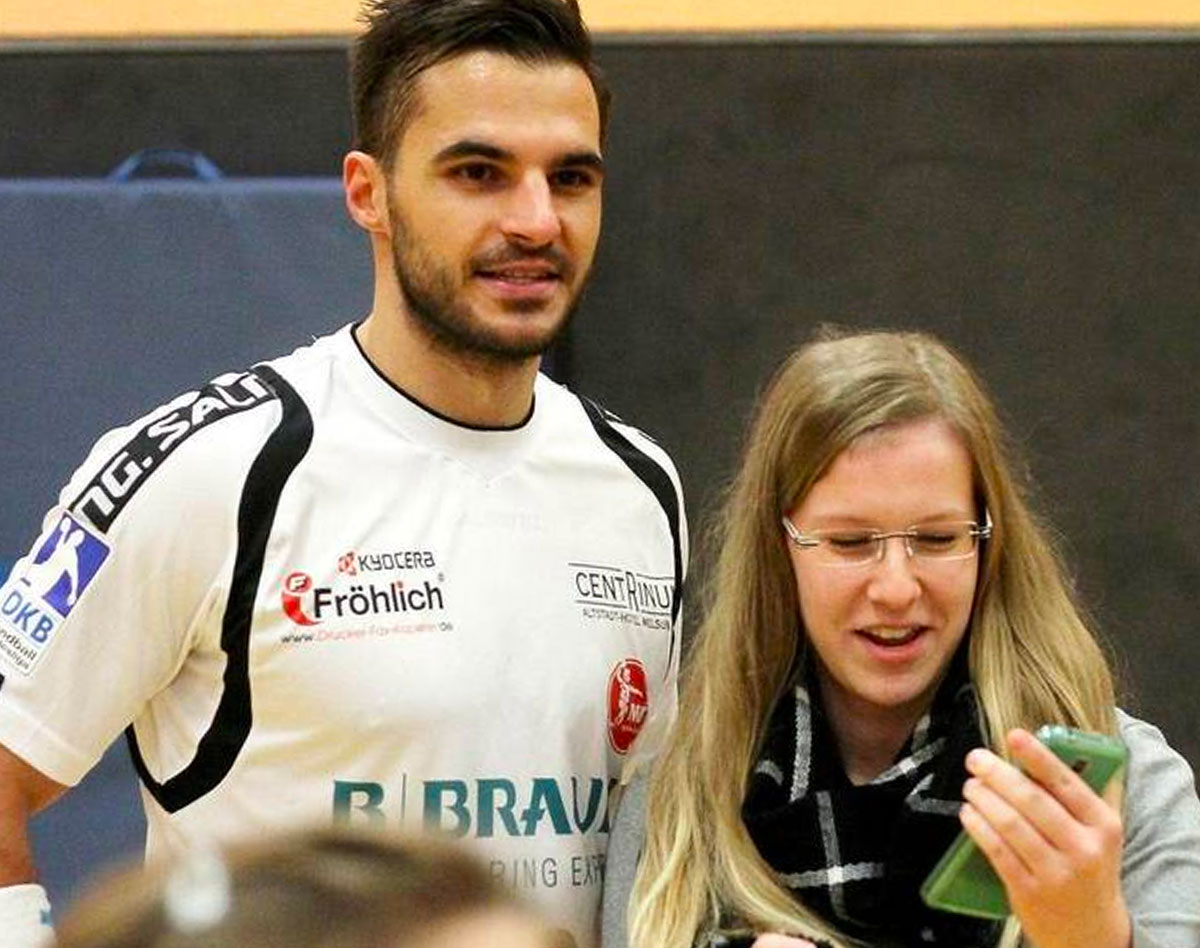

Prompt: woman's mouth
xmin=857 ymin=625 xmax=926 ymax=647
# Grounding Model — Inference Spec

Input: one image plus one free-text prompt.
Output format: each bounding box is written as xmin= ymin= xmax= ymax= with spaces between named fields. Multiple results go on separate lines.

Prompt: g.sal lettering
xmin=74 ymin=373 xmax=274 ymax=531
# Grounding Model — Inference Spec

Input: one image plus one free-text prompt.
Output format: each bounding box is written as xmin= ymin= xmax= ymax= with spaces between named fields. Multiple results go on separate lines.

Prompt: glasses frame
xmin=781 ymin=510 xmax=993 ymax=568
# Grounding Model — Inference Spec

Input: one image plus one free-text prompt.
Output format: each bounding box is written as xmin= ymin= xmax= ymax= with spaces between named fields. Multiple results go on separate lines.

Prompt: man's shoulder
xmin=65 ymin=369 xmax=288 ymax=532
xmin=253 ymin=324 xmax=348 ymax=380
xmin=539 ymin=375 xmax=681 ymax=473
xmin=65 ymin=328 xmax=350 ymax=536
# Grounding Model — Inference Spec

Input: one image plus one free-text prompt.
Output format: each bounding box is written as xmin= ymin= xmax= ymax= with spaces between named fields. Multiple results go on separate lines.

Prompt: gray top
xmin=601 ymin=710 xmax=1200 ymax=948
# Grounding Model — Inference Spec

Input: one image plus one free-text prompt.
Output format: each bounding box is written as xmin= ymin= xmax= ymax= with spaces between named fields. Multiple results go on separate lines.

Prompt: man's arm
xmin=0 ymin=743 xmax=67 ymax=884
xmin=0 ymin=743 xmax=67 ymax=946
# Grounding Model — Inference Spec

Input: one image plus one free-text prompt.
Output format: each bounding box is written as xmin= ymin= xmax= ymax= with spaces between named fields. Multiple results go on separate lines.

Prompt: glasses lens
xmin=807 ymin=523 xmax=979 ymax=566
xmin=817 ymin=531 xmax=881 ymax=565
xmin=910 ymin=523 xmax=976 ymax=559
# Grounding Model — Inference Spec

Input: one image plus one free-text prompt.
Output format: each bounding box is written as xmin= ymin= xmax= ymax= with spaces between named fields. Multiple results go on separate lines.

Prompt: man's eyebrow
xmin=434 ymin=140 xmax=513 ymax=163
xmin=559 ymin=151 xmax=605 ymax=173
xmin=433 ymin=140 xmax=604 ymax=172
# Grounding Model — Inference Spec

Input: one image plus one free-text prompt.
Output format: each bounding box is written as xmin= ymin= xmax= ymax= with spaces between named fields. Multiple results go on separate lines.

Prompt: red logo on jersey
xmin=281 ymin=571 xmax=320 ymax=626
xmin=607 ymin=658 xmax=649 ymax=754
xmin=337 ymin=551 xmax=357 ymax=576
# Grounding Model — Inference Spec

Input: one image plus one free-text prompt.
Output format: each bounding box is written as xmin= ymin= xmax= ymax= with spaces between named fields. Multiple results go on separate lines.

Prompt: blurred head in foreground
xmin=56 ymin=828 xmax=562 ymax=948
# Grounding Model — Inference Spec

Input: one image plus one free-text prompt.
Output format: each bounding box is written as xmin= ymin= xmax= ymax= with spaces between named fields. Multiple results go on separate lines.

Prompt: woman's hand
xmin=959 ymin=728 xmax=1131 ymax=948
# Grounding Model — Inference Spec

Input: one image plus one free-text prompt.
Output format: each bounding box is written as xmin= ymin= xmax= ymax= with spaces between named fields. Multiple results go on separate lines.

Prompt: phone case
xmin=919 ymin=831 xmax=1011 ymax=919
xmin=707 ymin=931 xmax=834 ymax=948
xmin=919 ymin=725 xmax=1127 ymax=919
xmin=707 ymin=933 xmax=758 ymax=948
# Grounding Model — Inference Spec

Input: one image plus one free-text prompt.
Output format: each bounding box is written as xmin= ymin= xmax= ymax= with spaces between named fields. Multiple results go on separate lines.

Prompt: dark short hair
xmin=350 ymin=0 xmax=610 ymax=165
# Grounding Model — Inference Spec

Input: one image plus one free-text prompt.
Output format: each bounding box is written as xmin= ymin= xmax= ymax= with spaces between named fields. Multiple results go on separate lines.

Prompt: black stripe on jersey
xmin=579 ymin=397 xmax=684 ymax=677
xmin=70 ymin=373 xmax=275 ymax=533
xmin=126 ymin=365 xmax=313 ymax=813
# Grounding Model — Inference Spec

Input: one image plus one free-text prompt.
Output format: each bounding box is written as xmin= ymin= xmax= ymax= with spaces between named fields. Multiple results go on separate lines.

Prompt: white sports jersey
xmin=0 ymin=324 xmax=686 ymax=948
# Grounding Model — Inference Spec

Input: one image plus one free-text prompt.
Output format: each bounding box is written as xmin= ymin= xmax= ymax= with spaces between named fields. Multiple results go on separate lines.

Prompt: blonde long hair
xmin=629 ymin=328 xmax=1116 ymax=948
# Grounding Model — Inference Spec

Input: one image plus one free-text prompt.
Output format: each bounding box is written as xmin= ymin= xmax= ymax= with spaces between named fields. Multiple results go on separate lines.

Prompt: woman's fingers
xmin=751 ymin=934 xmax=820 ymax=948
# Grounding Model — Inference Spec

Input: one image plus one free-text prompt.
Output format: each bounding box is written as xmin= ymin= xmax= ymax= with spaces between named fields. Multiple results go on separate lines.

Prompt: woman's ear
xmin=343 ymin=150 xmax=391 ymax=235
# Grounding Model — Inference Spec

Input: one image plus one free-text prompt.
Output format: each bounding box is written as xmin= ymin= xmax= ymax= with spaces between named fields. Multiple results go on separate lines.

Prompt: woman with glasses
xmin=602 ymin=329 xmax=1200 ymax=948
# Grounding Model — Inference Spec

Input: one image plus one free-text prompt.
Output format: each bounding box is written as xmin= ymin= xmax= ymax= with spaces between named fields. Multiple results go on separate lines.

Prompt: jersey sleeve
xmin=636 ymin=434 xmax=686 ymax=772
xmin=596 ymin=409 xmax=689 ymax=774
xmin=0 ymin=372 xmax=280 ymax=786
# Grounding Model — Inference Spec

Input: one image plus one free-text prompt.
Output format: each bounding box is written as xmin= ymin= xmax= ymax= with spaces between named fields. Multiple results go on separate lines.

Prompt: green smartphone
xmin=920 ymin=724 xmax=1128 ymax=919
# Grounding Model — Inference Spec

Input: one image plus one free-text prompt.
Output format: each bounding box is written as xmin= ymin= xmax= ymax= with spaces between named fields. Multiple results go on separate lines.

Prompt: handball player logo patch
xmin=0 ymin=513 xmax=110 ymax=675
xmin=607 ymin=658 xmax=649 ymax=754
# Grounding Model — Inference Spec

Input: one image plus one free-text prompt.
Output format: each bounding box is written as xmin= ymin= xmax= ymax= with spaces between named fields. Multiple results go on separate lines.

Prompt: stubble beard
xmin=389 ymin=210 xmax=585 ymax=365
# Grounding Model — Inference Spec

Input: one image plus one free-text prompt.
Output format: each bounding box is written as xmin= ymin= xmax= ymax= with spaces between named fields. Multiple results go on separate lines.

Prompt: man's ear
xmin=343 ymin=150 xmax=391 ymax=235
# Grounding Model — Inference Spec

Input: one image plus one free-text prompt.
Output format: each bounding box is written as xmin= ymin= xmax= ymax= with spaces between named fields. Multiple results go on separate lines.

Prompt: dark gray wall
xmin=1 ymin=33 xmax=1197 ymax=910
xmin=583 ymin=39 xmax=1200 ymax=777
xmin=0 ymin=42 xmax=353 ymax=177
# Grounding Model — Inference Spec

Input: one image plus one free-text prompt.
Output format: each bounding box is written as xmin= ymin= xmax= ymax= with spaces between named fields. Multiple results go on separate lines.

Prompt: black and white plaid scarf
xmin=740 ymin=648 xmax=1002 ymax=948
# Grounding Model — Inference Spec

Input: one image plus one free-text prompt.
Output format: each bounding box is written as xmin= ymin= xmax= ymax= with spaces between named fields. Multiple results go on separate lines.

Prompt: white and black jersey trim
xmin=578 ymin=396 xmax=684 ymax=677
xmin=124 ymin=365 xmax=313 ymax=812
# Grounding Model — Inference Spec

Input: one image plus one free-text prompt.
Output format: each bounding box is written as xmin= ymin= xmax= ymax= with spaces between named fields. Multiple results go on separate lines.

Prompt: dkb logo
xmin=0 ymin=513 xmax=110 ymax=674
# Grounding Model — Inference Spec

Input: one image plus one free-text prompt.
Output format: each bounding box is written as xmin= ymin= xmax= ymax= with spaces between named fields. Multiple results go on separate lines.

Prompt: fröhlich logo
xmin=0 ymin=513 xmax=110 ymax=674
xmin=281 ymin=570 xmax=446 ymax=626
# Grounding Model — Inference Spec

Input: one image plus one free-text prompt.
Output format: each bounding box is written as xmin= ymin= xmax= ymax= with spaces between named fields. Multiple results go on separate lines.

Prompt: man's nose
xmin=500 ymin=173 xmax=562 ymax=247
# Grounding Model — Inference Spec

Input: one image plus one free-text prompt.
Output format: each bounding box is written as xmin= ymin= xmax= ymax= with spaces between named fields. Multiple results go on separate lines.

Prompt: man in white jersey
xmin=0 ymin=3 xmax=686 ymax=946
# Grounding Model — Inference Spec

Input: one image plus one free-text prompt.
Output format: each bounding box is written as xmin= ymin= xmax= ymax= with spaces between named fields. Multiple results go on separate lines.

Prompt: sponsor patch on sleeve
xmin=607 ymin=658 xmax=649 ymax=754
xmin=0 ymin=513 xmax=110 ymax=675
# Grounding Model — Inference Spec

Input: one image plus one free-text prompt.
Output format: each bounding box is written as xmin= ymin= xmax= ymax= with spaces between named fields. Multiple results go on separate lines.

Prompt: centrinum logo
xmin=572 ymin=565 xmax=672 ymax=615
xmin=282 ymin=571 xmax=446 ymax=626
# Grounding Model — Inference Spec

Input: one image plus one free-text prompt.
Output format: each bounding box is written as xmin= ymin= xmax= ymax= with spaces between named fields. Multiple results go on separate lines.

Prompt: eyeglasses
xmin=781 ymin=514 xmax=991 ymax=568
